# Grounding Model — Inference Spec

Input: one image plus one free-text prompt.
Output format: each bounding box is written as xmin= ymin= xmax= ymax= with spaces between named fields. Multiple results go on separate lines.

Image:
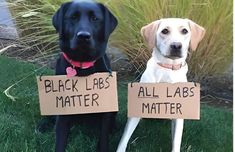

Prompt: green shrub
xmin=103 ymin=0 xmax=233 ymax=81
xmin=8 ymin=0 xmax=232 ymax=81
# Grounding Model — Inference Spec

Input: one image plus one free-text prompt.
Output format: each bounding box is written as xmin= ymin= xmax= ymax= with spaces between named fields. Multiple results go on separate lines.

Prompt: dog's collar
xmin=62 ymin=52 xmax=95 ymax=78
xmin=157 ymin=62 xmax=185 ymax=70
xmin=62 ymin=52 xmax=95 ymax=69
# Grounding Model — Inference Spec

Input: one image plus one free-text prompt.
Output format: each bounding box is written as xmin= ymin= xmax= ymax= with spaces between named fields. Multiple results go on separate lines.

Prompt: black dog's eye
xmin=90 ymin=15 xmax=99 ymax=22
xmin=71 ymin=14 xmax=79 ymax=20
xmin=182 ymin=28 xmax=188 ymax=34
xmin=161 ymin=28 xmax=169 ymax=35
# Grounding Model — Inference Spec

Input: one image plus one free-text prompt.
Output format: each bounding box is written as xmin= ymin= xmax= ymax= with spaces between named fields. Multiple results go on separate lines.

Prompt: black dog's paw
xmin=36 ymin=116 xmax=56 ymax=133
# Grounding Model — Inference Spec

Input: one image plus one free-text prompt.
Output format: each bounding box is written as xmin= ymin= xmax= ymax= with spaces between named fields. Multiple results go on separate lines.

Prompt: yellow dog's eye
xmin=182 ymin=28 xmax=188 ymax=34
xmin=161 ymin=28 xmax=169 ymax=35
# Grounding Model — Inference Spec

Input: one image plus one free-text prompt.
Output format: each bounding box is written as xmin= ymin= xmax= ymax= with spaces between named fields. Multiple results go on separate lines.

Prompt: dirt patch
xmin=200 ymin=75 xmax=233 ymax=111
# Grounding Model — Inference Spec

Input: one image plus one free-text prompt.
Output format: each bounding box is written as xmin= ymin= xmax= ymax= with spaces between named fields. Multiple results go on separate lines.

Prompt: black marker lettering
xmin=153 ymin=87 xmax=159 ymax=98
xmin=105 ymin=77 xmax=110 ymax=89
xmin=86 ymin=78 xmax=92 ymax=91
xmin=174 ymin=87 xmax=181 ymax=98
xmin=58 ymin=80 xmax=64 ymax=92
xmin=170 ymin=103 xmax=175 ymax=114
xmin=56 ymin=96 xmax=63 ymax=108
xmin=157 ymin=103 xmax=161 ymax=114
xmin=64 ymin=96 xmax=71 ymax=107
xmin=142 ymin=103 xmax=150 ymax=113
xmin=99 ymin=78 xmax=104 ymax=89
xmin=164 ymin=102 xmax=170 ymax=114
xmin=183 ymin=87 xmax=189 ymax=98
xmin=44 ymin=80 xmax=51 ymax=93
xmin=75 ymin=95 xmax=82 ymax=106
xmin=176 ymin=103 xmax=182 ymax=114
xmin=84 ymin=94 xmax=90 ymax=107
xmin=65 ymin=79 xmax=71 ymax=91
xmin=72 ymin=80 xmax=78 ymax=92
xmin=150 ymin=103 xmax=156 ymax=114
xmin=51 ymin=80 xmax=57 ymax=92
xmin=190 ymin=87 xmax=195 ymax=97
xmin=93 ymin=78 xmax=98 ymax=89
xmin=145 ymin=87 xmax=151 ymax=97
xmin=92 ymin=93 xmax=99 ymax=106
xmin=70 ymin=95 xmax=76 ymax=107
xmin=167 ymin=87 xmax=172 ymax=98
xmin=138 ymin=87 xmax=145 ymax=97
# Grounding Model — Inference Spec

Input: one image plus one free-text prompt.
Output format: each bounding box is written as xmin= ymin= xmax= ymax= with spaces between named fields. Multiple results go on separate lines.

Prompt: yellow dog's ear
xmin=141 ymin=20 xmax=161 ymax=50
xmin=187 ymin=19 xmax=206 ymax=51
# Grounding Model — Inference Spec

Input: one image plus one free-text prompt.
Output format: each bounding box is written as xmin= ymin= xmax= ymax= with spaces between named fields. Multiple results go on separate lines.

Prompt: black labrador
xmin=52 ymin=1 xmax=118 ymax=151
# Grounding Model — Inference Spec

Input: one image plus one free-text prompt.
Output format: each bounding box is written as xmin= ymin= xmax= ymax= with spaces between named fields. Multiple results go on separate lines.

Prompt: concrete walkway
xmin=0 ymin=0 xmax=15 ymax=27
xmin=0 ymin=0 xmax=18 ymax=40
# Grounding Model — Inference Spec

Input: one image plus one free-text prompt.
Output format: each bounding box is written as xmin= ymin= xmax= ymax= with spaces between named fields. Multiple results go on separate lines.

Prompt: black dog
xmin=52 ymin=0 xmax=118 ymax=151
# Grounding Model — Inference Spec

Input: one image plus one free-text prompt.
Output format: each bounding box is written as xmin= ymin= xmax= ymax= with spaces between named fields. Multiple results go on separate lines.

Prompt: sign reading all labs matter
xmin=128 ymin=82 xmax=200 ymax=120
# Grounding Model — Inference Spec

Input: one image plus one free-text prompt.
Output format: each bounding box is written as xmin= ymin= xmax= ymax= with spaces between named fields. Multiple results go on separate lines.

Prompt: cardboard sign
xmin=128 ymin=82 xmax=200 ymax=120
xmin=37 ymin=72 xmax=118 ymax=115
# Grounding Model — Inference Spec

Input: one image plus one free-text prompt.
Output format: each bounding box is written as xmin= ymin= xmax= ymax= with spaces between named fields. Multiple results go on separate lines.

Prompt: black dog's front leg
xmin=55 ymin=115 xmax=71 ymax=152
xmin=98 ymin=112 xmax=117 ymax=152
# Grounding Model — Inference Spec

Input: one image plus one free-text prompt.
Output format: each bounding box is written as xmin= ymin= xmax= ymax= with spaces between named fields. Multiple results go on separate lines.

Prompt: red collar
xmin=62 ymin=52 xmax=95 ymax=69
xmin=157 ymin=63 xmax=184 ymax=70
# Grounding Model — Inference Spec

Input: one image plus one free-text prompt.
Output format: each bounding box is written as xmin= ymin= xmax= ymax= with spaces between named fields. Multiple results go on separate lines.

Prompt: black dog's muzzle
xmin=70 ymin=31 xmax=94 ymax=50
xmin=77 ymin=31 xmax=92 ymax=42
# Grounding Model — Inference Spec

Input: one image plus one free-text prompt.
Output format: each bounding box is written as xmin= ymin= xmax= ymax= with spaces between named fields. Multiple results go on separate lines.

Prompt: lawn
xmin=0 ymin=56 xmax=232 ymax=152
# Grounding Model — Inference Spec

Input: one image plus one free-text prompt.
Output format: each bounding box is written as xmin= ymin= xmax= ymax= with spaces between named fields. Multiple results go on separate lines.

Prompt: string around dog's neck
xmin=62 ymin=52 xmax=95 ymax=69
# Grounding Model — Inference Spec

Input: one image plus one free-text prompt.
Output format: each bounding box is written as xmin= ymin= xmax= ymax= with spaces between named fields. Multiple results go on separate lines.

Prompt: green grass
xmin=0 ymin=56 xmax=232 ymax=152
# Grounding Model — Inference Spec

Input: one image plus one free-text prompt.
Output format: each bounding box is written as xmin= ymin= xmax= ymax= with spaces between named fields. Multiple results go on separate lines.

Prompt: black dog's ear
xmin=98 ymin=3 xmax=118 ymax=40
xmin=52 ymin=2 xmax=71 ymax=39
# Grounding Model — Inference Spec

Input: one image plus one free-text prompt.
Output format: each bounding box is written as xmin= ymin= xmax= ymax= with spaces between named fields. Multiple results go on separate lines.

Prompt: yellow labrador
xmin=117 ymin=18 xmax=205 ymax=152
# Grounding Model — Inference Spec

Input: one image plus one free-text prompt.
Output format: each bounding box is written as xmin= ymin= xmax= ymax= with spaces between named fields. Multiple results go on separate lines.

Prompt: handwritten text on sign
xmin=37 ymin=72 xmax=118 ymax=115
xmin=128 ymin=83 xmax=200 ymax=119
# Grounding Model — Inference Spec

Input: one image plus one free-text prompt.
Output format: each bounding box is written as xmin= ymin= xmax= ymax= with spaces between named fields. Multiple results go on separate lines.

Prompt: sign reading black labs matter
xmin=128 ymin=83 xmax=200 ymax=120
xmin=37 ymin=72 xmax=118 ymax=115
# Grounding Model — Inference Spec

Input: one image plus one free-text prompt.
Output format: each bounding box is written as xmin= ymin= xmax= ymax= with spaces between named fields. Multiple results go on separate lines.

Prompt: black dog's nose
xmin=170 ymin=42 xmax=182 ymax=50
xmin=77 ymin=31 xmax=91 ymax=41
